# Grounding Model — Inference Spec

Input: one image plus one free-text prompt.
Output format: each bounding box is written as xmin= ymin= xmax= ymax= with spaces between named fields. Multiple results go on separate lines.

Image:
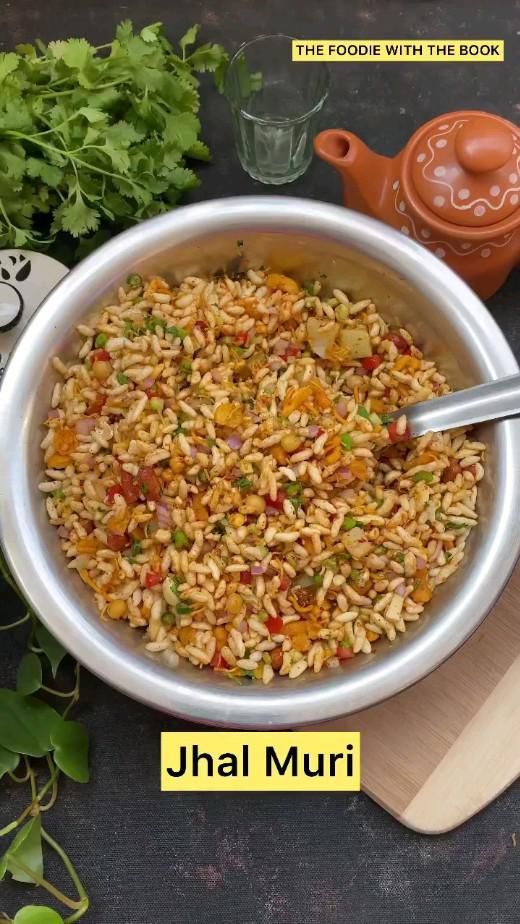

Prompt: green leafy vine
xmin=0 ymin=550 xmax=90 ymax=924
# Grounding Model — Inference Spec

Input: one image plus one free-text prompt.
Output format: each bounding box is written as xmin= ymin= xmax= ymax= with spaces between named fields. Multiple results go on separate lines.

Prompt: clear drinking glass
xmin=224 ymin=34 xmax=330 ymax=185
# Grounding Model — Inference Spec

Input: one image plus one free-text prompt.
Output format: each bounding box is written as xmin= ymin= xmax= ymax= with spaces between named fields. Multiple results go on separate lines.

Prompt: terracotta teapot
xmin=314 ymin=110 xmax=520 ymax=299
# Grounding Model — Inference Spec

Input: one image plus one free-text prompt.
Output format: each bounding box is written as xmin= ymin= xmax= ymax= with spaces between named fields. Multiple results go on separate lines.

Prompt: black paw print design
xmin=0 ymin=253 xmax=32 ymax=334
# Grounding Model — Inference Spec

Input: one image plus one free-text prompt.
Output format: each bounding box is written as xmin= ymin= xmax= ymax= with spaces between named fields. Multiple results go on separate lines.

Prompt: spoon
xmin=388 ymin=373 xmax=520 ymax=438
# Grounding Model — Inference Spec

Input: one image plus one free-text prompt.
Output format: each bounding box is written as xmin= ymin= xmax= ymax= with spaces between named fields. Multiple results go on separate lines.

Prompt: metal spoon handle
xmin=401 ymin=373 xmax=520 ymax=437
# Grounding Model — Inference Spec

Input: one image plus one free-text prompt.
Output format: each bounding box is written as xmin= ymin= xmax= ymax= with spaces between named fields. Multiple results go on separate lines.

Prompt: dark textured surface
xmin=1 ymin=1 xmax=520 ymax=921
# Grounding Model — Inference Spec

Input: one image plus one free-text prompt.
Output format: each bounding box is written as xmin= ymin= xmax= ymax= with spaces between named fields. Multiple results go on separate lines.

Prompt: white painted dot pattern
xmin=458 ymin=188 xmax=470 ymax=200
xmin=474 ymin=205 xmax=486 ymax=217
xmin=433 ymin=196 xmax=445 ymax=207
xmin=434 ymin=166 xmax=446 ymax=177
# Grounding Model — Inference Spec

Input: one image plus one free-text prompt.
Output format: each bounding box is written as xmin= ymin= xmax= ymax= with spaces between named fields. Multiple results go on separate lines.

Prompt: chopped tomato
xmin=145 ymin=386 xmax=159 ymax=399
xmin=388 ymin=419 xmax=412 ymax=443
xmin=267 ymin=490 xmax=286 ymax=512
xmin=137 ymin=466 xmax=162 ymax=502
xmin=83 ymin=520 xmax=95 ymax=535
xmin=195 ymin=320 xmax=209 ymax=333
xmin=106 ymin=483 xmax=124 ymax=505
xmin=283 ymin=344 xmax=301 ymax=360
xmin=361 ymin=355 xmax=383 ymax=372
xmin=145 ymin=570 xmax=162 ymax=588
xmin=386 ymin=331 xmax=410 ymax=354
xmin=92 ymin=349 xmax=111 ymax=363
xmin=210 ymin=651 xmax=228 ymax=670
xmin=337 ymin=646 xmax=355 ymax=660
xmin=121 ymin=470 xmax=140 ymax=505
xmin=106 ymin=532 xmax=129 ymax=552
xmin=235 ymin=331 xmax=249 ymax=347
xmin=239 ymin=570 xmax=252 ymax=585
xmin=86 ymin=394 xmax=105 ymax=416
xmin=441 ymin=461 xmax=462 ymax=483
xmin=279 ymin=574 xmax=291 ymax=592
xmin=266 ymin=615 xmax=284 ymax=635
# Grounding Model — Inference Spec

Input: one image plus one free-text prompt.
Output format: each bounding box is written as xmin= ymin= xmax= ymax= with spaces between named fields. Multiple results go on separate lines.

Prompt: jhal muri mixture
xmin=40 ymin=269 xmax=485 ymax=683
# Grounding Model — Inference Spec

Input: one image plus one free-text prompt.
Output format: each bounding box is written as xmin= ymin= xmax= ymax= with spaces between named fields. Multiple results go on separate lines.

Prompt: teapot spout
xmin=314 ymin=129 xmax=392 ymax=217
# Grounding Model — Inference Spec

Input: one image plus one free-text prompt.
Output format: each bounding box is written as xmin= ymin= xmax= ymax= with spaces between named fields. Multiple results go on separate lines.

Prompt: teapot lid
xmin=410 ymin=112 xmax=520 ymax=228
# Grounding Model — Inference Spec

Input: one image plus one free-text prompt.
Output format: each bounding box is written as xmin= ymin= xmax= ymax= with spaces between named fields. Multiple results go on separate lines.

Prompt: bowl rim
xmin=1 ymin=196 xmax=520 ymax=728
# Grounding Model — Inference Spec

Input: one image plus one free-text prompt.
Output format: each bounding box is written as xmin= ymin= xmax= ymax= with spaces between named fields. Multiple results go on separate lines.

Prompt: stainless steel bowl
xmin=2 ymin=197 xmax=520 ymax=727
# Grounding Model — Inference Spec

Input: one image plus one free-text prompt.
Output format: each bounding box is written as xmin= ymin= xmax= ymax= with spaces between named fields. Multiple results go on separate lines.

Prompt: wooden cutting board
xmin=310 ymin=559 xmax=520 ymax=833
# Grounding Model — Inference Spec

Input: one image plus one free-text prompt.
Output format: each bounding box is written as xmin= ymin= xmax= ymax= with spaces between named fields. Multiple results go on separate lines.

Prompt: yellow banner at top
xmin=292 ymin=39 xmax=504 ymax=62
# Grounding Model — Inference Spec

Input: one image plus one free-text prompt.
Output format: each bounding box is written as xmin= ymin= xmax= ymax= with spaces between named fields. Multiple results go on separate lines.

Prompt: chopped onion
xmin=190 ymin=446 xmax=198 ymax=458
xmin=57 ymin=526 xmax=69 ymax=538
xmin=142 ymin=376 xmax=155 ymax=389
xmin=239 ymin=620 xmax=248 ymax=633
xmin=75 ymin=417 xmax=97 ymax=435
xmin=269 ymin=358 xmax=285 ymax=372
xmin=308 ymin=424 xmax=320 ymax=438
xmin=156 ymin=500 xmax=171 ymax=528
xmin=337 ymin=466 xmax=354 ymax=482
xmin=336 ymin=397 xmax=349 ymax=418
xmin=250 ymin=564 xmax=266 ymax=576
xmin=47 ymin=409 xmax=60 ymax=419
xmin=415 ymin=555 xmax=427 ymax=570
xmin=273 ymin=339 xmax=289 ymax=355
xmin=395 ymin=583 xmax=407 ymax=597
xmin=226 ymin=433 xmax=243 ymax=450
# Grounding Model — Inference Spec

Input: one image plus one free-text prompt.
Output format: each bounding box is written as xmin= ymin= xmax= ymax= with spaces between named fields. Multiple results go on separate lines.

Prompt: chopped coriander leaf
xmin=149 ymin=397 xmax=164 ymax=413
xmin=169 ymin=576 xmax=182 ymax=596
xmin=341 ymin=432 xmax=353 ymax=450
xmin=207 ymin=438 xmax=217 ymax=447
xmin=234 ymin=475 xmax=253 ymax=492
xmin=146 ymin=317 xmax=163 ymax=332
xmin=166 ymin=325 xmax=187 ymax=341
xmin=350 ymin=569 xmax=361 ymax=583
xmin=435 ymin=509 xmax=444 ymax=520
xmin=285 ymin=482 xmax=302 ymax=498
xmin=394 ymin=552 xmax=405 ymax=563
xmin=342 ymin=515 xmax=358 ymax=531
xmin=179 ymin=360 xmax=192 ymax=375
xmin=173 ymin=528 xmax=190 ymax=550
xmin=303 ymin=280 xmax=316 ymax=294
xmin=357 ymin=405 xmax=370 ymax=420
xmin=214 ymin=520 xmax=227 ymax=535
xmin=341 ymin=637 xmax=352 ymax=648
xmin=161 ymin=611 xmax=175 ymax=626
xmin=176 ymin=601 xmax=193 ymax=615
xmin=380 ymin=413 xmax=394 ymax=425
xmin=130 ymin=540 xmax=142 ymax=558
xmin=95 ymin=332 xmax=108 ymax=348
xmin=412 ymin=471 xmax=434 ymax=483
xmin=117 ymin=372 xmax=130 ymax=385
xmin=127 ymin=274 xmax=142 ymax=287
xmin=313 ymin=573 xmax=324 ymax=587
xmin=53 ymin=489 xmax=65 ymax=500
xmin=289 ymin=498 xmax=302 ymax=512
xmin=446 ymin=521 xmax=465 ymax=530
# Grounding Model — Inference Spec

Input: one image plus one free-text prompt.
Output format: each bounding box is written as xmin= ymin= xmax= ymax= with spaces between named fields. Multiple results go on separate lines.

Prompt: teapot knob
xmin=455 ymin=117 xmax=513 ymax=174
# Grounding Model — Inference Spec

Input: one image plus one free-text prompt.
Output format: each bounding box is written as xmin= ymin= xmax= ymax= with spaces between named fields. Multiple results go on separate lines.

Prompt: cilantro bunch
xmin=0 ymin=21 xmax=228 ymax=253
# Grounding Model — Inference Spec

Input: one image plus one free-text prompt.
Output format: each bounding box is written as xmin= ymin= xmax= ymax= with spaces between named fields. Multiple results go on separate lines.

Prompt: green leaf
xmin=187 ymin=139 xmax=210 ymax=161
xmin=2 ymin=816 xmax=43 ymax=884
xmin=16 ymin=653 xmax=42 ymax=696
xmin=140 ymin=22 xmax=162 ymax=44
xmin=115 ymin=19 xmax=134 ymax=45
xmin=164 ymin=111 xmax=200 ymax=150
xmin=34 ymin=624 xmax=67 ymax=677
xmin=49 ymin=38 xmax=92 ymax=71
xmin=189 ymin=43 xmax=228 ymax=75
xmin=179 ymin=24 xmax=200 ymax=58
xmin=0 ymin=744 xmax=20 ymax=780
xmin=77 ymin=106 xmax=106 ymax=123
xmin=0 ymin=52 xmax=19 ymax=83
xmin=14 ymin=908 xmax=65 ymax=924
xmin=0 ymin=691 xmax=60 ymax=757
xmin=51 ymin=720 xmax=90 ymax=783
xmin=25 ymin=158 xmax=63 ymax=187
